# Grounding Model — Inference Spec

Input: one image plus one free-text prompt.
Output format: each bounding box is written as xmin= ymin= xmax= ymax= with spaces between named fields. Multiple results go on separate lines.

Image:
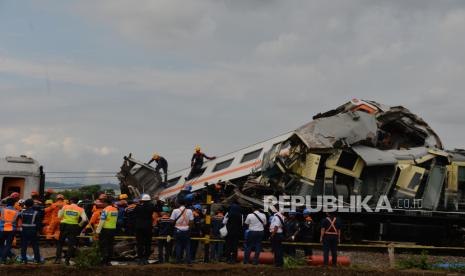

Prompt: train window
xmin=165 ymin=176 xmax=181 ymax=188
xmin=213 ymin=158 xmax=234 ymax=172
xmin=459 ymin=167 xmax=465 ymax=182
xmin=241 ymin=149 xmax=263 ymax=163
xmin=336 ymin=151 xmax=358 ymax=171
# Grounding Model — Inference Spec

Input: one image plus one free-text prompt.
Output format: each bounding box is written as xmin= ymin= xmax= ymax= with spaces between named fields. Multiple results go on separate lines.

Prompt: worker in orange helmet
xmin=9 ymin=192 xmax=22 ymax=211
xmin=42 ymin=199 xmax=54 ymax=235
xmin=186 ymin=146 xmax=216 ymax=180
xmin=87 ymin=199 xmax=105 ymax=239
xmin=46 ymin=194 xmax=65 ymax=240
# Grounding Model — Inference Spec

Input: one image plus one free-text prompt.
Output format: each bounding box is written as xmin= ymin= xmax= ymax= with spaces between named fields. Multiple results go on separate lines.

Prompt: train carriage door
xmin=1 ymin=177 xmax=25 ymax=198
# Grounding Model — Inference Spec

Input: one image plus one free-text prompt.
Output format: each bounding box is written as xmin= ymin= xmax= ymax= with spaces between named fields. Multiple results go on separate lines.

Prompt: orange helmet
xmin=31 ymin=191 xmax=39 ymax=196
xmin=46 ymin=188 xmax=55 ymax=194
xmin=56 ymin=194 xmax=65 ymax=200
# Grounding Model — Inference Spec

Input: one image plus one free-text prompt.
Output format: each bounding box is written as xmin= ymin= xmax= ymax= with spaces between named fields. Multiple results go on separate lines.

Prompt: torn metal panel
xmin=352 ymin=145 xmax=397 ymax=166
xmin=294 ymin=111 xmax=378 ymax=149
xmin=422 ymin=166 xmax=447 ymax=210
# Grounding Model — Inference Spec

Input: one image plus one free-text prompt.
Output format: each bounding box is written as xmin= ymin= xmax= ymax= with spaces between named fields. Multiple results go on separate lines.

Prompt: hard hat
xmin=162 ymin=206 xmax=170 ymax=212
xmin=56 ymin=194 xmax=65 ymax=200
xmin=195 ymin=145 xmax=201 ymax=152
xmin=45 ymin=200 xmax=53 ymax=205
xmin=18 ymin=199 xmax=25 ymax=205
xmin=303 ymin=209 xmax=311 ymax=215
xmin=46 ymin=188 xmax=55 ymax=194
xmin=152 ymin=153 xmax=160 ymax=160
xmin=184 ymin=194 xmax=194 ymax=202
xmin=9 ymin=192 xmax=20 ymax=199
xmin=141 ymin=194 xmax=151 ymax=201
xmin=119 ymin=194 xmax=128 ymax=200
xmin=31 ymin=191 xmax=39 ymax=196
xmin=193 ymin=204 xmax=202 ymax=210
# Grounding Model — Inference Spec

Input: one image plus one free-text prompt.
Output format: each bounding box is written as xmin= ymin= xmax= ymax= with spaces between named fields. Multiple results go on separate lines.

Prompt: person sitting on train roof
xmin=185 ymin=146 xmax=216 ymax=181
xmin=147 ymin=153 xmax=169 ymax=184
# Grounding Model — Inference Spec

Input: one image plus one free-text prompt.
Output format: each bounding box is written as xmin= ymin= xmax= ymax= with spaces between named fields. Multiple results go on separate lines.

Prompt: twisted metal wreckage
xmin=118 ymin=99 xmax=465 ymax=244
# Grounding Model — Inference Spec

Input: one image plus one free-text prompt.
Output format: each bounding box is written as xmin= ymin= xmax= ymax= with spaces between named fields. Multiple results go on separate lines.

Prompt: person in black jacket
xmin=134 ymin=194 xmax=155 ymax=265
xmin=296 ymin=209 xmax=314 ymax=257
xmin=20 ymin=199 xmax=44 ymax=264
xmin=157 ymin=207 xmax=174 ymax=263
xmin=186 ymin=146 xmax=216 ymax=180
xmin=147 ymin=153 xmax=169 ymax=184
xmin=223 ymin=203 xmax=242 ymax=264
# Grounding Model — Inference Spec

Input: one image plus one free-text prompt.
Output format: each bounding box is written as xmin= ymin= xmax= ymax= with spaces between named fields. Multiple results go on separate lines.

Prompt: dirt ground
xmin=9 ymin=246 xmax=465 ymax=275
xmin=0 ymin=264 xmax=456 ymax=276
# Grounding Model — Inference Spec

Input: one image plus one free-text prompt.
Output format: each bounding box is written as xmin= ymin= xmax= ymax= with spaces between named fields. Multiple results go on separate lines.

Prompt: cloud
xmin=2 ymin=0 xmax=465 ymax=179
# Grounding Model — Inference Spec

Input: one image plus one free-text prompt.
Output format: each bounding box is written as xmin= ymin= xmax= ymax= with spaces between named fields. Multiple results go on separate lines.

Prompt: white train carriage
xmin=159 ymin=132 xmax=292 ymax=200
xmin=0 ymin=156 xmax=44 ymax=199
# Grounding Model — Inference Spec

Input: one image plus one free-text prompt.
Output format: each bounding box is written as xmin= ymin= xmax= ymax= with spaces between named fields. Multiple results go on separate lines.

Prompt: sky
xmin=1 ymin=0 xmax=465 ymax=183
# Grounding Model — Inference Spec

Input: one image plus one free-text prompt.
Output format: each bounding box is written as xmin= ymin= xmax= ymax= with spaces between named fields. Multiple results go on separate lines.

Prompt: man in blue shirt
xmin=21 ymin=199 xmax=44 ymax=264
xmin=320 ymin=212 xmax=342 ymax=267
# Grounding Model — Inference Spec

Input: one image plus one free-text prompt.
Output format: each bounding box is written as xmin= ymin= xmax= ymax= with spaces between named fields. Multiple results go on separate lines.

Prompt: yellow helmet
xmin=152 ymin=153 xmax=160 ymax=160
xmin=119 ymin=194 xmax=128 ymax=200
xmin=195 ymin=145 xmax=201 ymax=152
xmin=45 ymin=199 xmax=53 ymax=205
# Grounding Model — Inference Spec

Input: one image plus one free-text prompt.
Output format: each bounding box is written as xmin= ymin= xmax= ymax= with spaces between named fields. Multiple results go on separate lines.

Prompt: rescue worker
xmin=296 ymin=209 xmax=314 ymax=257
xmin=157 ymin=206 xmax=174 ymax=263
xmin=46 ymin=194 xmax=65 ymax=240
xmin=147 ymin=153 xmax=169 ymax=184
xmin=243 ymin=206 xmax=266 ymax=265
xmin=270 ymin=209 xmax=285 ymax=268
xmin=9 ymin=192 xmax=22 ymax=211
xmin=0 ymin=198 xmax=20 ymax=264
xmin=170 ymin=198 xmax=194 ymax=264
xmin=124 ymin=199 xmax=138 ymax=236
xmin=116 ymin=195 xmax=128 ymax=235
xmin=186 ymin=146 xmax=216 ymax=180
xmin=55 ymin=197 xmax=87 ymax=265
xmin=96 ymin=198 xmax=118 ymax=266
xmin=42 ymin=199 xmax=54 ymax=235
xmin=20 ymin=199 xmax=43 ymax=264
xmin=320 ymin=212 xmax=341 ymax=267
xmin=134 ymin=194 xmax=155 ymax=265
xmin=31 ymin=191 xmax=43 ymax=206
xmin=210 ymin=209 xmax=224 ymax=262
xmin=190 ymin=204 xmax=203 ymax=262
xmin=86 ymin=199 xmax=105 ymax=237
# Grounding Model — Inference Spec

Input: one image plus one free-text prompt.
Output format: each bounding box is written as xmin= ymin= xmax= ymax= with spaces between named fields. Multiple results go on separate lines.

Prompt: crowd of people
xmin=0 ymin=188 xmax=342 ymax=267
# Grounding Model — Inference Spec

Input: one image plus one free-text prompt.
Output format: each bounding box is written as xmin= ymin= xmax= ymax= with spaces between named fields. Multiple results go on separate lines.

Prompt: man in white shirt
xmin=243 ymin=206 xmax=266 ymax=265
xmin=170 ymin=199 xmax=194 ymax=264
xmin=269 ymin=211 xmax=285 ymax=267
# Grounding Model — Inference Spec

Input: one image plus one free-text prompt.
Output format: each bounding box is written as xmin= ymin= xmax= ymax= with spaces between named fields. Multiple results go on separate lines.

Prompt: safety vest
xmin=61 ymin=204 xmax=83 ymax=225
xmin=0 ymin=207 xmax=19 ymax=231
xmin=324 ymin=217 xmax=338 ymax=235
xmin=101 ymin=206 xmax=118 ymax=229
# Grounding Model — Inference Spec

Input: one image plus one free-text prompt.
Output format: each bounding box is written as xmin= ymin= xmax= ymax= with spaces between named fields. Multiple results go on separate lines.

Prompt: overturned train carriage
xmin=242 ymin=99 xmax=465 ymax=245
xmin=120 ymin=99 xmax=465 ymax=245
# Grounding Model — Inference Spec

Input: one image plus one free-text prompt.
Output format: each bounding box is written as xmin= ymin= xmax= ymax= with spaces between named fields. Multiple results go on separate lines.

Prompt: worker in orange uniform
xmin=42 ymin=200 xmax=54 ymax=234
xmin=96 ymin=198 xmax=118 ymax=265
xmin=86 ymin=198 xmax=105 ymax=238
xmin=46 ymin=194 xmax=65 ymax=240
xmin=0 ymin=198 xmax=21 ymax=264
xmin=55 ymin=197 xmax=87 ymax=265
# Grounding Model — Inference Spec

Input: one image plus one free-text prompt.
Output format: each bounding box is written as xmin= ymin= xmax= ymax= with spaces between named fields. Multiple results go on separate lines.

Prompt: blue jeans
xmin=243 ymin=231 xmax=263 ymax=265
xmin=174 ymin=229 xmax=191 ymax=264
xmin=21 ymin=229 xmax=41 ymax=263
xmin=0 ymin=231 xmax=15 ymax=263
xmin=210 ymin=237 xmax=224 ymax=261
